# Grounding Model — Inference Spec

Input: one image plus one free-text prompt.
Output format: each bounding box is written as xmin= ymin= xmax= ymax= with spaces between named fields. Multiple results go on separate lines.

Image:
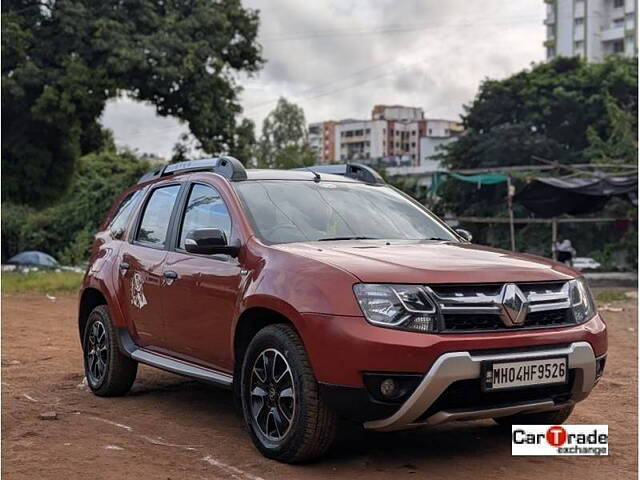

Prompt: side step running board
xmin=117 ymin=328 xmax=233 ymax=388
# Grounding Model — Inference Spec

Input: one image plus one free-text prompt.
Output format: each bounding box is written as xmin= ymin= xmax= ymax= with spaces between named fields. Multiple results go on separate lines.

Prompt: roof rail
xmin=293 ymin=163 xmax=385 ymax=185
xmin=137 ymin=157 xmax=247 ymax=184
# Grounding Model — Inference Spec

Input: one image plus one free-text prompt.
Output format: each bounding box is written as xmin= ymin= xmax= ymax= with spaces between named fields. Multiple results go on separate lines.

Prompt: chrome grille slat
xmin=426 ymin=281 xmax=575 ymax=332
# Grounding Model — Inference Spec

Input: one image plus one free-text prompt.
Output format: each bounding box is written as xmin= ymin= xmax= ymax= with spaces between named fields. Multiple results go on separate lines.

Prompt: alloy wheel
xmin=86 ymin=320 xmax=109 ymax=384
xmin=249 ymin=348 xmax=296 ymax=442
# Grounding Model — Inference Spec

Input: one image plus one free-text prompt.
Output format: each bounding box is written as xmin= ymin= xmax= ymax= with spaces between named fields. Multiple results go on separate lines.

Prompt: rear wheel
xmin=83 ymin=305 xmax=137 ymax=396
xmin=493 ymin=405 xmax=574 ymax=427
xmin=240 ymin=324 xmax=337 ymax=463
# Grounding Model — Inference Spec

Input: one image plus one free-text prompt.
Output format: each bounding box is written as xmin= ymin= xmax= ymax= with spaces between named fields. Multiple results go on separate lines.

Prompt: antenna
xmin=303 ymin=166 xmax=321 ymax=182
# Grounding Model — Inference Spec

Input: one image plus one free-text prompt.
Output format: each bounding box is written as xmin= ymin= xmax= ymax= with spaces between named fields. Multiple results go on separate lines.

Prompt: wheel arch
xmin=78 ymin=287 xmax=108 ymax=341
xmin=233 ymin=306 xmax=300 ymax=369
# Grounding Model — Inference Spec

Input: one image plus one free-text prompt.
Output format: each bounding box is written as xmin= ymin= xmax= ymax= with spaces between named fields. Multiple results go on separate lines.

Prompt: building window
xmin=613 ymin=39 xmax=625 ymax=53
xmin=365 ymin=128 xmax=370 ymax=134
xmin=411 ymin=142 xmax=416 ymax=148
xmin=574 ymin=40 xmax=584 ymax=52
xmin=428 ymin=128 xmax=433 ymax=135
xmin=613 ymin=0 xmax=624 ymax=8
xmin=445 ymin=129 xmax=450 ymax=135
xmin=613 ymin=17 xmax=625 ymax=28
xmin=574 ymin=18 xmax=584 ymax=27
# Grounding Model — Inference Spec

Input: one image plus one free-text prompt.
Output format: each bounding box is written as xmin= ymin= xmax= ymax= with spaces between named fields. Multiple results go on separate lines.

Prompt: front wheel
xmin=240 ymin=324 xmax=337 ymax=463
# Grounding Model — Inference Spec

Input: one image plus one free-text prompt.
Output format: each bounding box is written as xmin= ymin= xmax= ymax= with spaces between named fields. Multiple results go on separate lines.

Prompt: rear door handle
xmin=163 ymin=270 xmax=178 ymax=280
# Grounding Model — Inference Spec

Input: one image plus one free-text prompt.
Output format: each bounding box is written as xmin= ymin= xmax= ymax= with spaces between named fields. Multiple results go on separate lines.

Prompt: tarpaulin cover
xmin=514 ymin=176 xmax=637 ymax=217
xmin=430 ymin=171 xmax=508 ymax=194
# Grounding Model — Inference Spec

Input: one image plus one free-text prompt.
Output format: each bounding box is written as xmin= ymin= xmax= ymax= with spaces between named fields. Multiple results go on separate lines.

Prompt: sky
xmin=100 ymin=0 xmax=546 ymax=158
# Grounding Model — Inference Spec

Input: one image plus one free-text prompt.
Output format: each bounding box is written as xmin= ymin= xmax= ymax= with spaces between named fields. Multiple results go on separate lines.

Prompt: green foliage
xmin=2 ymin=0 xmax=263 ymax=205
xmin=595 ymin=289 xmax=629 ymax=303
xmin=2 ymin=146 xmax=149 ymax=264
xmin=2 ymin=271 xmax=84 ymax=294
xmin=435 ymin=56 xmax=637 ymax=266
xmin=585 ymin=95 xmax=638 ymax=164
xmin=257 ymin=97 xmax=316 ymax=169
xmin=230 ymin=118 xmax=258 ymax=165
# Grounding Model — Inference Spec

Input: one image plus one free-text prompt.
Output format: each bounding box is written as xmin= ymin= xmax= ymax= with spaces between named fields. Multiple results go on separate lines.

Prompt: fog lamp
xmin=380 ymin=378 xmax=397 ymax=398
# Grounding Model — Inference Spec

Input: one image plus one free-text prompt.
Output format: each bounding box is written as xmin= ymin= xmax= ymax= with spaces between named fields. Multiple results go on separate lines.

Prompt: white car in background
xmin=573 ymin=257 xmax=602 ymax=271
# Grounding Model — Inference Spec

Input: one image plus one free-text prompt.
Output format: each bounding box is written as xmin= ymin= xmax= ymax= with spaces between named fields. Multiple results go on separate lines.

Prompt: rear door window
xmin=136 ymin=185 xmax=181 ymax=248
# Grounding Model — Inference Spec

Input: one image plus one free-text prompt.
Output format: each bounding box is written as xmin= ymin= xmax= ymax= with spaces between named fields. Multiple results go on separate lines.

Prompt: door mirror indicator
xmin=455 ymin=228 xmax=473 ymax=242
xmin=184 ymin=228 xmax=239 ymax=257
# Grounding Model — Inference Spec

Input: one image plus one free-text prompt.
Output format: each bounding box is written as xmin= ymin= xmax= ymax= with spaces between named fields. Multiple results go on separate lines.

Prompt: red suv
xmin=79 ymin=158 xmax=607 ymax=463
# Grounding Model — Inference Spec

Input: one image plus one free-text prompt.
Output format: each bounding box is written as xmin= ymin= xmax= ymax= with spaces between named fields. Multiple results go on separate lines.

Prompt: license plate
xmin=482 ymin=356 xmax=568 ymax=391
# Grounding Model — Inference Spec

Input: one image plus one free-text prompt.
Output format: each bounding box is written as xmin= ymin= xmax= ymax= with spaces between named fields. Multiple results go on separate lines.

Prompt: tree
xmin=231 ymin=118 xmax=258 ymax=165
xmin=2 ymin=0 xmax=263 ymax=205
xmin=257 ymin=97 xmax=315 ymax=169
xmin=435 ymin=56 xmax=637 ymax=261
xmin=1 ymin=138 xmax=150 ymax=264
xmin=585 ymin=95 xmax=638 ymax=165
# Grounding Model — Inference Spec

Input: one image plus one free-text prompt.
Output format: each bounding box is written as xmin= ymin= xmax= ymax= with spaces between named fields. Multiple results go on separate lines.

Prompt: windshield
xmin=234 ymin=180 xmax=458 ymax=245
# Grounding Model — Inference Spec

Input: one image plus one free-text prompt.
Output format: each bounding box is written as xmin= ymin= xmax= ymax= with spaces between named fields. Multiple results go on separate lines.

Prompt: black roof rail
xmin=137 ymin=156 xmax=247 ymax=184
xmin=293 ymin=163 xmax=385 ymax=185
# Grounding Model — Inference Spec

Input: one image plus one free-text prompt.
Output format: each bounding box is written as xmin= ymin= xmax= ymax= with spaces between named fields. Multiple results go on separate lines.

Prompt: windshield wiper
xmin=317 ymin=236 xmax=380 ymax=241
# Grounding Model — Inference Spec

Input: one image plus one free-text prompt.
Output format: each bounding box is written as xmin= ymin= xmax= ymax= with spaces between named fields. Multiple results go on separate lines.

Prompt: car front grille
xmin=428 ymin=281 xmax=576 ymax=333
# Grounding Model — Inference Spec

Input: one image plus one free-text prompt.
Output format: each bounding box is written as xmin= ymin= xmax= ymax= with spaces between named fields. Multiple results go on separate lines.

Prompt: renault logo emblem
xmin=499 ymin=283 xmax=529 ymax=326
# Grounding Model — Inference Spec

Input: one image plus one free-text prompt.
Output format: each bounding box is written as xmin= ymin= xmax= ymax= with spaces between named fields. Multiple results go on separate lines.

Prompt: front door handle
xmin=119 ymin=262 xmax=130 ymax=271
xmin=163 ymin=270 xmax=178 ymax=280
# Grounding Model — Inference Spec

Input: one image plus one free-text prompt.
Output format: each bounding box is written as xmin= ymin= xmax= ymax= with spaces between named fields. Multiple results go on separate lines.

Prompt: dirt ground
xmin=2 ymin=292 xmax=637 ymax=480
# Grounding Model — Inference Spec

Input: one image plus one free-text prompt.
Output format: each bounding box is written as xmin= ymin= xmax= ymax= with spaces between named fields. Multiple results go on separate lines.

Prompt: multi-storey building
xmin=309 ymin=105 xmax=462 ymax=166
xmin=308 ymin=120 xmax=337 ymax=164
xmin=545 ymin=0 xmax=638 ymax=61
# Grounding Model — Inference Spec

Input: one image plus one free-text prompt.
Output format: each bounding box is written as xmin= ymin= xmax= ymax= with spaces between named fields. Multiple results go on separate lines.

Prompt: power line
xmin=261 ymin=16 xmax=541 ymax=41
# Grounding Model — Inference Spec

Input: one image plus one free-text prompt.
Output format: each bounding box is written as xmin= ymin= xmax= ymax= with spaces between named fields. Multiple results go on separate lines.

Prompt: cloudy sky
xmin=101 ymin=0 xmax=546 ymax=158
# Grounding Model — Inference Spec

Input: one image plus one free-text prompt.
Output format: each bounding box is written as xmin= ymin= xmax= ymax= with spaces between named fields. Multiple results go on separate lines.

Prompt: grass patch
xmin=2 ymin=270 xmax=83 ymax=294
xmin=595 ymin=289 xmax=629 ymax=303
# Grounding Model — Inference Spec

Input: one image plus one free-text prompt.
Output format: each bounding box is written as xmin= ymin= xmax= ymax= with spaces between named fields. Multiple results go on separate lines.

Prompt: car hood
xmin=273 ymin=240 xmax=578 ymax=284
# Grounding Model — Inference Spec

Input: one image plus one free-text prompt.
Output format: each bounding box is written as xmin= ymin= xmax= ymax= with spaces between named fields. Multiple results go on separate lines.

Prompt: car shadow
xmin=111 ymin=370 xmax=513 ymax=466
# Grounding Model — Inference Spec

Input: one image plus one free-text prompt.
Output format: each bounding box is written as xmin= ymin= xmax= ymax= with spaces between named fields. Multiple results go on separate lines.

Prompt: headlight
xmin=568 ymin=278 xmax=596 ymax=324
xmin=353 ymin=284 xmax=438 ymax=332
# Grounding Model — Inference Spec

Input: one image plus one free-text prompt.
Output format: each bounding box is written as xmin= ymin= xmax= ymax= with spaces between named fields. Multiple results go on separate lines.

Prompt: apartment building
xmin=545 ymin=0 xmax=638 ymax=61
xmin=308 ymin=120 xmax=336 ymax=164
xmin=309 ymin=105 xmax=462 ymax=166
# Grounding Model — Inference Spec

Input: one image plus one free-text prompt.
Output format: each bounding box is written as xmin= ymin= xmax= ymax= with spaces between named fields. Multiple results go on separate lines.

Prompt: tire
xmin=83 ymin=305 xmax=138 ymax=396
xmin=493 ymin=405 xmax=574 ymax=427
xmin=240 ymin=324 xmax=337 ymax=463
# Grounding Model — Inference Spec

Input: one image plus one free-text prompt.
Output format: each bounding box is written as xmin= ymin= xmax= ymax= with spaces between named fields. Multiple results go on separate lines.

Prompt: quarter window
xmin=136 ymin=185 xmax=181 ymax=247
xmin=109 ymin=190 xmax=142 ymax=238
xmin=178 ymin=184 xmax=232 ymax=250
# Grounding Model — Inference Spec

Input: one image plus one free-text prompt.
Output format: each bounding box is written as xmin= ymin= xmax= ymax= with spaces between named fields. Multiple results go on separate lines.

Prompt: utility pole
xmin=507 ymin=176 xmax=516 ymax=251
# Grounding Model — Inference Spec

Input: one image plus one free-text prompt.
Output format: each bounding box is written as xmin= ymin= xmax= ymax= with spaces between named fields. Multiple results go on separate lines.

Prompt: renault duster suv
xmin=79 ymin=158 xmax=607 ymax=463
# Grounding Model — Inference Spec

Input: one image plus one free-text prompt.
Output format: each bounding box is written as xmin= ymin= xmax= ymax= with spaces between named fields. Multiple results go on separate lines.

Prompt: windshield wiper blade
xmin=317 ymin=236 xmax=379 ymax=241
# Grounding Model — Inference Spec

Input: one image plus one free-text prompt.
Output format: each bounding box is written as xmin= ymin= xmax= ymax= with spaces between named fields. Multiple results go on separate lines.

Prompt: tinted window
xmin=109 ymin=190 xmax=142 ymax=238
xmin=136 ymin=185 xmax=181 ymax=247
xmin=234 ymin=181 xmax=457 ymax=245
xmin=179 ymin=184 xmax=232 ymax=249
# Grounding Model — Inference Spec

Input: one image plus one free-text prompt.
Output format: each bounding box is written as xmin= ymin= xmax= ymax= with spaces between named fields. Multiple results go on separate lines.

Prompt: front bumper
xmin=363 ymin=341 xmax=596 ymax=431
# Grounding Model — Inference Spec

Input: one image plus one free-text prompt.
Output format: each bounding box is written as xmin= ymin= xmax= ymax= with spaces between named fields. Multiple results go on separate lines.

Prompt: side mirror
xmin=456 ymin=228 xmax=473 ymax=242
xmin=185 ymin=228 xmax=239 ymax=257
